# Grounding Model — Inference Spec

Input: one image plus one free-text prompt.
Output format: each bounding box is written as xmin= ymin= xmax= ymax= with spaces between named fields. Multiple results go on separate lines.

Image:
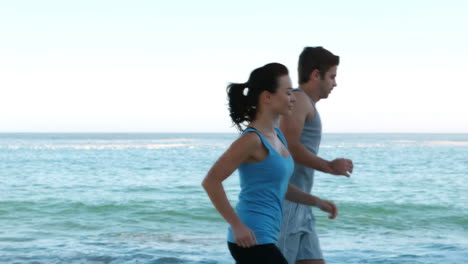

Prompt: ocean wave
xmin=3 ymin=143 xmax=190 ymax=150
xmin=422 ymin=141 xmax=468 ymax=146
xmin=115 ymin=232 xmax=222 ymax=245
xmin=323 ymin=201 xmax=468 ymax=232
xmin=318 ymin=140 xmax=468 ymax=148
xmin=320 ymin=143 xmax=387 ymax=148
xmin=0 ymin=254 xmax=200 ymax=264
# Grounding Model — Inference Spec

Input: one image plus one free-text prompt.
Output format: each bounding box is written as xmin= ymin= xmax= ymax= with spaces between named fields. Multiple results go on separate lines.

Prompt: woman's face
xmin=270 ymin=75 xmax=296 ymax=116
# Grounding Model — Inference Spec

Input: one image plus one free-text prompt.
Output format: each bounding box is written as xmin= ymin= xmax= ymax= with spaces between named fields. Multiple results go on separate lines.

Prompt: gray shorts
xmin=277 ymin=202 xmax=323 ymax=263
xmin=277 ymin=229 xmax=323 ymax=263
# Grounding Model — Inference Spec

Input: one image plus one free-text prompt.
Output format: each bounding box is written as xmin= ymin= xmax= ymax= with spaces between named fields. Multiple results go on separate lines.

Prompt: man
xmin=277 ymin=47 xmax=354 ymax=264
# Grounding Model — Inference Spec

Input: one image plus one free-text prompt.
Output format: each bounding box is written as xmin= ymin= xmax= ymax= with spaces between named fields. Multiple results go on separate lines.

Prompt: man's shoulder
xmin=292 ymin=90 xmax=315 ymax=122
xmin=293 ymin=90 xmax=313 ymax=109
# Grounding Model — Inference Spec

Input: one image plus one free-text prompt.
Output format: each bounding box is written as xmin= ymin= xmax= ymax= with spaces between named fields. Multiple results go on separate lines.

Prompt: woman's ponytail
xmin=227 ymin=82 xmax=252 ymax=132
xmin=226 ymin=63 xmax=288 ymax=132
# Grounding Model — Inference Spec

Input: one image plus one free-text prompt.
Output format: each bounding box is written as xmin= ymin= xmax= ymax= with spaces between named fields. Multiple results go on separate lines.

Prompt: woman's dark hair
xmin=298 ymin=46 xmax=339 ymax=84
xmin=227 ymin=62 xmax=288 ymax=132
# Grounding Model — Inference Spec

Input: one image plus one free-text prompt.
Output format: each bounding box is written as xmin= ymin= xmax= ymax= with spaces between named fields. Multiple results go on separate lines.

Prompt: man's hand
xmin=316 ymin=198 xmax=338 ymax=219
xmin=330 ymin=158 xmax=353 ymax=177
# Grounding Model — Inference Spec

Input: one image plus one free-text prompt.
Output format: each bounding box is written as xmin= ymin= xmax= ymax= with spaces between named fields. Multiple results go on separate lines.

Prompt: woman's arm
xmin=201 ymin=132 xmax=261 ymax=247
xmin=285 ymin=184 xmax=338 ymax=219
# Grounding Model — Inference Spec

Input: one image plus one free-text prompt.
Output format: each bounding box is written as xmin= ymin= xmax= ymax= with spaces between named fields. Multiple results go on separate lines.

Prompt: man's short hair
xmin=298 ymin=46 xmax=339 ymax=84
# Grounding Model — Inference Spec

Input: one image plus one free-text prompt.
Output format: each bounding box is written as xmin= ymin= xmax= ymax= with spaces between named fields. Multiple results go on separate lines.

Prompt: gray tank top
xmin=279 ymin=89 xmax=322 ymax=234
xmin=289 ymin=88 xmax=322 ymax=193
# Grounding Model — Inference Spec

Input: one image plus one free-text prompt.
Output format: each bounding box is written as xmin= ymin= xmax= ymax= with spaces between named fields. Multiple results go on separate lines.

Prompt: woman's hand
xmin=232 ymin=223 xmax=257 ymax=248
xmin=316 ymin=198 xmax=338 ymax=219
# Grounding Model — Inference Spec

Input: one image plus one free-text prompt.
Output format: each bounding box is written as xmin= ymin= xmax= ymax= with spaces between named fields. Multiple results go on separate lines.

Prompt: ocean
xmin=0 ymin=133 xmax=467 ymax=264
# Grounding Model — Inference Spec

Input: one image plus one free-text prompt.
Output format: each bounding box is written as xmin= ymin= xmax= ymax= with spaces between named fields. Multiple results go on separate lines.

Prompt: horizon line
xmin=1 ymin=131 xmax=467 ymax=134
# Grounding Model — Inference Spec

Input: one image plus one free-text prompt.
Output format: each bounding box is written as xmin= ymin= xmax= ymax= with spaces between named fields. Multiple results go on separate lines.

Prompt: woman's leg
xmin=228 ymin=242 xmax=288 ymax=264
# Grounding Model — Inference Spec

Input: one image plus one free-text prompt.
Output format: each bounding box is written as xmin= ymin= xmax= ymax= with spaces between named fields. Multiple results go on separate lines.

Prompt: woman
xmin=202 ymin=63 xmax=337 ymax=263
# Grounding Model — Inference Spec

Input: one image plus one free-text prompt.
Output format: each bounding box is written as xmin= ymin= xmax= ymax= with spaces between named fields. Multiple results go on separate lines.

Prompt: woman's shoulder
xmin=237 ymin=130 xmax=262 ymax=146
xmin=225 ymin=131 xmax=263 ymax=159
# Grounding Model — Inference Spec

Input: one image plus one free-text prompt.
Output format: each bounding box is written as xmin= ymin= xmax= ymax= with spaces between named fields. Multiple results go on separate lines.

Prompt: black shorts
xmin=228 ymin=242 xmax=288 ymax=264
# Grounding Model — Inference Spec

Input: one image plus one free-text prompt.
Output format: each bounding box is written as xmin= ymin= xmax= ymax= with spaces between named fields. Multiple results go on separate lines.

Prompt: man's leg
xmin=295 ymin=229 xmax=324 ymax=264
xmin=277 ymin=231 xmax=301 ymax=264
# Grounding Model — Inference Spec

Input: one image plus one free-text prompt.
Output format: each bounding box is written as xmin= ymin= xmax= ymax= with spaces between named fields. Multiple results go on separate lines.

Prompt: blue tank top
xmin=227 ymin=127 xmax=294 ymax=244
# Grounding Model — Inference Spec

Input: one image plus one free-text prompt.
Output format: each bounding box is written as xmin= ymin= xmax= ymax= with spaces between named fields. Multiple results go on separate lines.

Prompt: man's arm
xmin=285 ymin=184 xmax=337 ymax=219
xmin=280 ymin=91 xmax=353 ymax=176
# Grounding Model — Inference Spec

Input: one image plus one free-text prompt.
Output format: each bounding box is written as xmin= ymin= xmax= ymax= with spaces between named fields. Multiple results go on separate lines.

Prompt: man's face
xmin=318 ymin=65 xmax=338 ymax=99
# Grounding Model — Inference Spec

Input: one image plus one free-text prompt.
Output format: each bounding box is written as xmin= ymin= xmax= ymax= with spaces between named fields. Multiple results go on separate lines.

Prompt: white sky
xmin=1 ymin=0 xmax=467 ymax=133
